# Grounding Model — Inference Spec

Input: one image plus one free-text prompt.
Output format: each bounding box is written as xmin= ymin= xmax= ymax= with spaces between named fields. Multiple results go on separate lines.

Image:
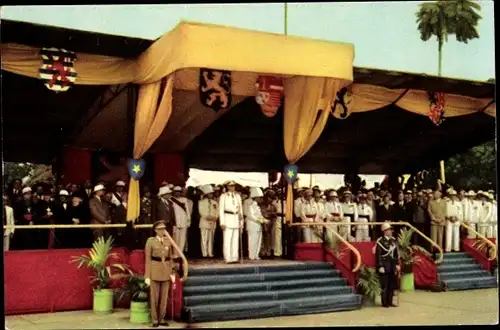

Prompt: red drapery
xmin=153 ymin=153 xmax=185 ymax=188
xmin=61 ymin=147 xmax=92 ymax=185
xmin=463 ymin=238 xmax=496 ymax=271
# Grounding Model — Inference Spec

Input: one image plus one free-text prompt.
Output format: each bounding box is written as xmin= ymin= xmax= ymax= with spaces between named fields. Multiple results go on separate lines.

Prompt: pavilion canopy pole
xmin=284 ymin=2 xmax=288 ymax=36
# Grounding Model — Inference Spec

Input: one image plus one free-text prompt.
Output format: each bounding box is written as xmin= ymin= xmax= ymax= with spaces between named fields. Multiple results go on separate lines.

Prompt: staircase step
xmin=438 ymin=269 xmax=491 ymax=281
xmin=185 ymin=269 xmax=339 ymax=286
xmin=184 ymin=277 xmax=347 ymax=296
xmin=438 ymin=263 xmax=481 ymax=272
xmin=441 ymin=257 xmax=475 ymax=265
xmin=443 ymin=252 xmax=469 ymax=259
xmin=184 ymin=285 xmax=354 ymax=306
xmin=185 ymin=293 xmax=362 ymax=323
xmin=443 ymin=276 xmax=498 ymax=291
xmin=188 ymin=262 xmax=331 ymax=276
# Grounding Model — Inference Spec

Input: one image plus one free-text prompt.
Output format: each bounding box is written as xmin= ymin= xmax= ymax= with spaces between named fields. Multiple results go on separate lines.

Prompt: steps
xmin=183 ymin=261 xmax=362 ymax=323
xmin=437 ymin=252 xmax=497 ymax=291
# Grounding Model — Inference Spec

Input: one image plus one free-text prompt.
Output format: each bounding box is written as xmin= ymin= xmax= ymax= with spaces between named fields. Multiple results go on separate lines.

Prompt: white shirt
xmin=467 ymin=199 xmax=481 ymax=223
xmin=198 ymin=198 xmax=218 ymax=230
xmin=300 ymin=200 xmax=321 ymax=223
xmin=314 ymin=199 xmax=326 ymax=220
xmin=357 ymin=203 xmax=374 ymax=222
xmin=324 ymin=201 xmax=343 ymax=221
xmin=342 ymin=202 xmax=358 ymax=222
xmin=4 ymin=206 xmax=15 ymax=236
xmin=218 ymin=192 xmax=243 ymax=228
xmin=294 ymin=198 xmax=303 ymax=218
xmin=171 ymin=196 xmax=192 ymax=228
xmin=479 ymin=201 xmax=493 ymax=224
xmin=246 ymin=200 xmax=264 ymax=232
xmin=446 ymin=200 xmax=464 ymax=222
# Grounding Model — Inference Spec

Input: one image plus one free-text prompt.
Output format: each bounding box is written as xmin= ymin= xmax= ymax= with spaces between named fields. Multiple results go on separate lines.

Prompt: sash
xmin=171 ymin=197 xmax=188 ymax=214
xmin=111 ymin=192 xmax=125 ymax=207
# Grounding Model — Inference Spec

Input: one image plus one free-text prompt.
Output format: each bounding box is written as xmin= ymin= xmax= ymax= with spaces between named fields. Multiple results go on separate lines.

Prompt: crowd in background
xmin=3 ymin=177 xmax=497 ymax=259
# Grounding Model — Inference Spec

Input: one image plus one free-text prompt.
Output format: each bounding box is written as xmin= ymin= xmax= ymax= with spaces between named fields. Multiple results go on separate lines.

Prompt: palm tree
xmin=416 ymin=0 xmax=482 ymax=76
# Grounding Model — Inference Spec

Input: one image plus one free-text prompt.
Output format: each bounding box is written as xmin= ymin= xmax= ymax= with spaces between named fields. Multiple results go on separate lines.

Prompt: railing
xmin=289 ymin=222 xmax=362 ymax=272
xmin=460 ymin=222 xmax=497 ymax=262
xmin=290 ymin=221 xmax=444 ymax=265
xmin=3 ymin=223 xmax=189 ymax=281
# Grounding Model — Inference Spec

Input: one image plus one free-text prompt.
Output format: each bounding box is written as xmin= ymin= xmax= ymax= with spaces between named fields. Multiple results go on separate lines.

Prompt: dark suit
xmin=392 ymin=201 xmax=407 ymax=236
xmin=53 ymin=201 xmax=71 ymax=248
xmin=152 ymin=198 xmax=175 ymax=235
xmin=67 ymin=203 xmax=92 ymax=248
xmin=377 ymin=204 xmax=395 ymax=237
xmin=89 ymin=196 xmax=112 ymax=240
xmin=375 ymin=236 xmax=399 ymax=307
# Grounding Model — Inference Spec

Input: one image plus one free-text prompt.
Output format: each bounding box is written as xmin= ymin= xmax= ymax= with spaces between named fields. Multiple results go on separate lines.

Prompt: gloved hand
xmin=396 ymin=265 xmax=401 ymax=272
xmin=379 ymin=267 xmax=385 ymax=274
xmin=145 ymin=278 xmax=151 ymax=286
xmin=170 ymin=274 xmax=176 ymax=283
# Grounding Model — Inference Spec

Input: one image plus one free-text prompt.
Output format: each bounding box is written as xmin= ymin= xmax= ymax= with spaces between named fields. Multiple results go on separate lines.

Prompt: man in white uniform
xmin=246 ymin=187 xmax=269 ymax=260
xmin=299 ymin=189 xmax=321 ymax=243
xmin=445 ymin=189 xmax=463 ymax=252
xmin=356 ymin=194 xmax=373 ymax=242
xmin=324 ymin=191 xmax=343 ymax=243
xmin=312 ymin=188 xmax=326 ymax=243
xmin=487 ymin=193 xmax=497 ymax=239
xmin=219 ymin=180 xmax=243 ymax=263
xmin=271 ymin=191 xmax=285 ymax=257
xmin=465 ymin=190 xmax=479 ymax=239
xmin=3 ymin=195 xmax=15 ymax=251
xmin=170 ymin=186 xmax=192 ymax=256
xmin=341 ymin=190 xmax=358 ymax=242
xmin=477 ymin=191 xmax=493 ymax=238
xmin=198 ymin=185 xmax=218 ymax=258
xmin=294 ymin=189 xmax=305 ymax=221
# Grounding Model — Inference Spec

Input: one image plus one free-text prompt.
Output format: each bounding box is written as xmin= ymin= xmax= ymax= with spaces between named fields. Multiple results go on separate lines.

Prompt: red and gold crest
xmin=255 ymin=76 xmax=284 ymax=117
xmin=39 ymin=47 xmax=77 ymax=92
xmin=428 ymin=92 xmax=445 ymax=126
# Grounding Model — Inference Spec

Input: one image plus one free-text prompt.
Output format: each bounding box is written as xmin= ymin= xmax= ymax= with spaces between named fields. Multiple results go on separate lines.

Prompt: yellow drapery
xmin=125 ymin=75 xmax=174 ymax=221
xmin=283 ymin=77 xmax=347 ymax=223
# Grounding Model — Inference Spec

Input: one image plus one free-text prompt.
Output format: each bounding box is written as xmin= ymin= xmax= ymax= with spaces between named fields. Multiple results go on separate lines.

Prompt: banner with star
xmin=128 ymin=158 xmax=146 ymax=181
xmin=284 ymin=164 xmax=298 ymax=184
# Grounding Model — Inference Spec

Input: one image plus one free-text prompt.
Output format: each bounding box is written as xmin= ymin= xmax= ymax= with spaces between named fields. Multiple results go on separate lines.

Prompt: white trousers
xmin=223 ymin=227 xmax=240 ymax=263
xmin=173 ymin=227 xmax=187 ymax=257
xmin=478 ymin=224 xmax=489 ymax=238
xmin=325 ymin=223 xmax=338 ymax=244
xmin=467 ymin=223 xmax=477 ymax=239
xmin=355 ymin=226 xmax=370 ymax=242
xmin=200 ymin=228 xmax=215 ymax=257
xmin=247 ymin=230 xmax=262 ymax=260
xmin=3 ymin=234 xmax=10 ymax=252
xmin=486 ymin=225 xmax=495 ymax=239
xmin=272 ymin=218 xmax=282 ymax=256
xmin=445 ymin=221 xmax=461 ymax=252
xmin=302 ymin=227 xmax=313 ymax=243
xmin=341 ymin=217 xmax=351 ymax=241
xmin=493 ymin=225 xmax=498 ymax=239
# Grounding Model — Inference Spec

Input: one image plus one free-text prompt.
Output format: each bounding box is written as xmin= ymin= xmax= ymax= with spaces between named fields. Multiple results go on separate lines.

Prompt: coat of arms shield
xmin=39 ymin=47 xmax=77 ymax=92
xmin=199 ymin=68 xmax=232 ymax=112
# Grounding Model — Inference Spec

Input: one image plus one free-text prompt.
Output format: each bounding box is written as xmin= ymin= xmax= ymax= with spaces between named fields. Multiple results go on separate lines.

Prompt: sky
xmin=1 ymin=2 xmax=495 ymax=81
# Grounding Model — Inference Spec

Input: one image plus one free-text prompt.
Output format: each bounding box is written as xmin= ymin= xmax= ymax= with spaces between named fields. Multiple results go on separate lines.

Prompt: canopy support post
xmin=126 ymin=83 xmax=137 ymax=157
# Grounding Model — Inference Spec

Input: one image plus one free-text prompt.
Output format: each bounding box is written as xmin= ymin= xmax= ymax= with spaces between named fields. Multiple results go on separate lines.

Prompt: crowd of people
xmin=3 ymin=177 xmax=497 ymax=263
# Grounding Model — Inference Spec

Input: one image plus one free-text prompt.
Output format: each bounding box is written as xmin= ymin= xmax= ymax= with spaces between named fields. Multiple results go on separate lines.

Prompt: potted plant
xmin=356 ymin=265 xmax=381 ymax=306
xmin=397 ymin=228 xmax=432 ymax=292
xmin=116 ymin=274 xmax=151 ymax=324
xmin=72 ymin=236 xmax=131 ymax=314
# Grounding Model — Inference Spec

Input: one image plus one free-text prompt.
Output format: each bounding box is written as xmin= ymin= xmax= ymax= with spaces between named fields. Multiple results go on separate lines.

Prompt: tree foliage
xmin=422 ymin=140 xmax=497 ymax=191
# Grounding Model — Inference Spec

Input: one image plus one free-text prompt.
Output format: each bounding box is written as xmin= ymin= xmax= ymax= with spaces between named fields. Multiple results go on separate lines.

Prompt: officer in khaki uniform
xmin=145 ymin=220 xmax=182 ymax=327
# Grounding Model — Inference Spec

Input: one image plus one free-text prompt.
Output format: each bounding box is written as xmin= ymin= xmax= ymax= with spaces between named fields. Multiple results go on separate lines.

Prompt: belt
xmin=305 ymin=214 xmax=316 ymax=218
xmin=344 ymin=214 xmax=354 ymax=219
xmin=276 ymin=213 xmax=284 ymax=216
xmin=224 ymin=210 xmax=237 ymax=215
xmin=358 ymin=215 xmax=369 ymax=219
xmin=331 ymin=213 xmax=340 ymax=216
xmin=151 ymin=256 xmax=171 ymax=262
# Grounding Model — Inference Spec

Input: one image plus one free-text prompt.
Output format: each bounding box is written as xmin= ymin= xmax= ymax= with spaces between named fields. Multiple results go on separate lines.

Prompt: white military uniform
xmin=324 ymin=193 xmax=343 ymax=243
xmin=246 ymin=188 xmax=268 ymax=260
xmin=271 ymin=199 xmax=285 ymax=257
xmin=3 ymin=204 xmax=15 ymax=251
xmin=299 ymin=198 xmax=321 ymax=243
xmin=491 ymin=197 xmax=497 ymax=239
xmin=341 ymin=198 xmax=358 ymax=242
xmin=466 ymin=192 xmax=480 ymax=239
xmin=477 ymin=193 xmax=493 ymax=238
xmin=219 ymin=187 xmax=244 ymax=263
xmin=198 ymin=185 xmax=218 ymax=258
xmin=171 ymin=187 xmax=192 ymax=256
xmin=294 ymin=197 xmax=304 ymax=219
xmin=445 ymin=193 xmax=463 ymax=252
xmin=313 ymin=198 xmax=326 ymax=243
xmin=356 ymin=202 xmax=373 ymax=242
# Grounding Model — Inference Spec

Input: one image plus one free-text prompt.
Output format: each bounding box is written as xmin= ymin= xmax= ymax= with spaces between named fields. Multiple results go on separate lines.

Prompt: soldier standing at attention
xmin=198 ymin=185 xmax=219 ymax=258
xmin=219 ymin=180 xmax=243 ymax=264
xmin=170 ymin=186 xmax=192 ymax=257
xmin=299 ymin=189 xmax=320 ymax=243
xmin=152 ymin=186 xmax=175 ymax=235
xmin=144 ymin=221 xmax=182 ymax=328
xmin=427 ymin=190 xmax=447 ymax=253
xmin=375 ymin=223 xmax=400 ymax=308
xmin=341 ymin=190 xmax=358 ymax=242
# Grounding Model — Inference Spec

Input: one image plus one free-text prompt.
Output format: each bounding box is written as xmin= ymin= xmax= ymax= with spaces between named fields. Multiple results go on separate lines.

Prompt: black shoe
xmin=382 ymin=305 xmax=390 ymax=308
xmin=390 ymin=304 xmax=398 ymax=307
xmin=152 ymin=322 xmax=159 ymax=327
xmin=160 ymin=320 xmax=169 ymax=326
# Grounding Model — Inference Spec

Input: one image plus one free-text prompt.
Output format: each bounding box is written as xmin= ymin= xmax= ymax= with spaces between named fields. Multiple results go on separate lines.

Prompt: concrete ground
xmin=5 ymin=289 xmax=498 ymax=329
